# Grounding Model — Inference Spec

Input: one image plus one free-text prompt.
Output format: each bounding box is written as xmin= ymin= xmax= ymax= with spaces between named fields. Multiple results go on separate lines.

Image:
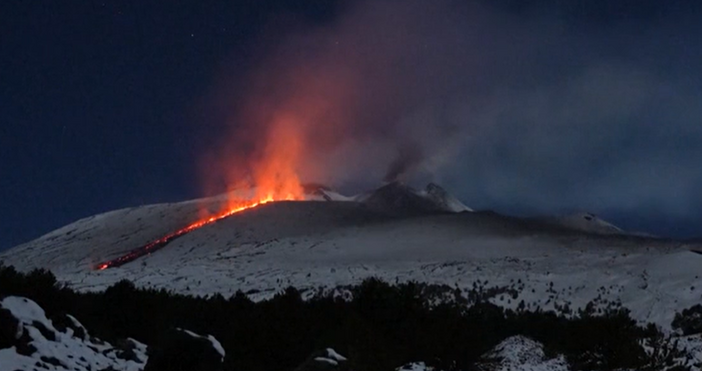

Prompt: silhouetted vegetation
xmin=673 ymin=304 xmax=702 ymax=336
xmin=0 ymin=263 xmax=694 ymax=371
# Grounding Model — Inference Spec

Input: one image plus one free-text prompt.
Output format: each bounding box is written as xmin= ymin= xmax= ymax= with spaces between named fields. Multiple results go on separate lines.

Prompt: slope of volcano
xmin=1 ymin=183 xmax=700 ymax=330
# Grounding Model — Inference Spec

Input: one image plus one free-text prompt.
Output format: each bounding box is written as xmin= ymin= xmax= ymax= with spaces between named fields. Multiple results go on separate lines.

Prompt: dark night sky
xmin=1 ymin=1 xmax=701 ymax=250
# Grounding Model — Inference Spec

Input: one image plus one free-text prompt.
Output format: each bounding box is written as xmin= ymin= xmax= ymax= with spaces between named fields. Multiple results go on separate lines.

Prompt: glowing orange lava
xmin=94 ymin=199 xmax=278 ymax=270
xmin=95 ymin=115 xmax=308 ymax=270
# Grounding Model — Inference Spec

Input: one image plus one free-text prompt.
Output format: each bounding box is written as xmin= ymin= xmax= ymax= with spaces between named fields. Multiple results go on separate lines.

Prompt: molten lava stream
xmin=95 ymin=199 xmax=274 ymax=270
xmin=96 ymin=112 xmax=309 ymax=270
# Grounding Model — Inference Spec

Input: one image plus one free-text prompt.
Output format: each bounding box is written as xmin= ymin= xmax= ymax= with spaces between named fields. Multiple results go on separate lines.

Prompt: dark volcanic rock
xmin=51 ymin=313 xmax=87 ymax=340
xmin=0 ymin=307 xmax=20 ymax=349
xmin=15 ymin=329 xmax=38 ymax=356
xmin=363 ymin=182 xmax=444 ymax=215
xmin=31 ymin=320 xmax=57 ymax=341
xmin=114 ymin=338 xmax=142 ymax=363
xmin=41 ymin=355 xmax=67 ymax=368
xmin=144 ymin=328 xmax=224 ymax=371
xmin=673 ymin=304 xmax=702 ymax=335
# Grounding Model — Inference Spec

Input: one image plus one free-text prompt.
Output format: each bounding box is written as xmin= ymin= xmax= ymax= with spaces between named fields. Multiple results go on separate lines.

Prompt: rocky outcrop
xmin=51 ymin=312 xmax=88 ymax=340
xmin=0 ymin=306 xmax=20 ymax=349
xmin=478 ymin=336 xmax=568 ymax=371
xmin=396 ymin=362 xmax=438 ymax=371
xmin=0 ymin=296 xmax=147 ymax=371
xmin=354 ymin=182 xmax=472 ymax=215
xmin=294 ymin=348 xmax=350 ymax=371
xmin=395 ymin=337 xmax=569 ymax=371
xmin=424 ymin=183 xmax=472 ymax=213
xmin=144 ymin=327 xmax=225 ymax=371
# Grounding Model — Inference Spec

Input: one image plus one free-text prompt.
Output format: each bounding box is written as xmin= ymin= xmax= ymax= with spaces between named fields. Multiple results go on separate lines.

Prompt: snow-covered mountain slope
xmin=539 ymin=212 xmax=624 ymax=235
xmin=0 ymin=296 xmax=147 ymax=371
xmin=1 ymin=186 xmax=701 ymax=330
xmin=306 ymin=182 xmax=472 ymax=213
xmin=422 ymin=183 xmax=473 ymax=213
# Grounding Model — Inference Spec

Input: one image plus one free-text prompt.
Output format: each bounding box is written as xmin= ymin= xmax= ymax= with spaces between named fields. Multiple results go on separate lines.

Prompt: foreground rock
xmin=295 ymin=348 xmax=350 ymax=371
xmin=0 ymin=296 xmax=147 ymax=371
xmin=479 ymin=336 xmax=569 ymax=371
xmin=144 ymin=327 xmax=225 ymax=371
xmin=395 ymin=337 xmax=568 ymax=371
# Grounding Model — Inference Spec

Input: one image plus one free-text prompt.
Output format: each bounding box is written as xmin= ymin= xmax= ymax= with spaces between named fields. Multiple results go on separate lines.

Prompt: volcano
xmin=1 ymin=182 xmax=701 ymax=331
xmin=92 ymin=182 xmax=471 ymax=270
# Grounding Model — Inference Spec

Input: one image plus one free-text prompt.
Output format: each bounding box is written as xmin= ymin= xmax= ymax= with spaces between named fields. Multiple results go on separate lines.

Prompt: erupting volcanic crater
xmin=93 ymin=181 xmax=472 ymax=270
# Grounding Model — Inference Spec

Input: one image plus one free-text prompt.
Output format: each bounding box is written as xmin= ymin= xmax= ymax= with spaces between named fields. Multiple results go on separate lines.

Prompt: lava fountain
xmin=95 ymin=117 xmax=307 ymax=270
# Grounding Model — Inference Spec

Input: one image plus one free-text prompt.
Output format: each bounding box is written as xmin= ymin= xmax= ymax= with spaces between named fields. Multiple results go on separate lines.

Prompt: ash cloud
xmin=207 ymin=0 xmax=702 ymax=236
xmin=383 ymin=142 xmax=424 ymax=183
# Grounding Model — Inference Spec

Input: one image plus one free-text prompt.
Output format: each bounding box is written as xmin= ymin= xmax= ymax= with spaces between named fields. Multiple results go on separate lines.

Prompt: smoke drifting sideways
xmin=202 ymin=0 xmax=702 ymax=236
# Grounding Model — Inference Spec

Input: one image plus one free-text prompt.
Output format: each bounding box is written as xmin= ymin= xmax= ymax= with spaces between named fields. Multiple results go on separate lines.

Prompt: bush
xmin=672 ymin=305 xmax=702 ymax=336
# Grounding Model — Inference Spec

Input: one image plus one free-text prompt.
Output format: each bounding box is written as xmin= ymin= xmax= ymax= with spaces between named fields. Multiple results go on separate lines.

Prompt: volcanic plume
xmin=97 ymin=1 xmax=475 ymax=271
xmin=199 ymin=0 xmax=483 ymax=198
xmin=97 ymin=1 xmax=494 ymax=270
xmin=97 ymin=0 xmax=702 ymax=270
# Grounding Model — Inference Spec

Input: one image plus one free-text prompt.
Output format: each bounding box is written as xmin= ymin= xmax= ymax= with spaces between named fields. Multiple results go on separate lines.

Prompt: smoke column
xmin=383 ymin=142 xmax=424 ymax=183
xmin=201 ymin=0 xmax=702 ymax=235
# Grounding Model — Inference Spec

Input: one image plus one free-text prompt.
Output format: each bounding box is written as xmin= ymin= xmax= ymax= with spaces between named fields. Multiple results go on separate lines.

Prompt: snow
xmin=396 ymin=362 xmax=436 ymax=371
xmin=395 ymin=338 xmax=572 ymax=371
xmin=546 ymin=212 xmax=623 ymax=235
xmin=315 ymin=356 xmax=339 ymax=365
xmin=65 ymin=314 xmax=87 ymax=334
xmin=0 ymin=296 xmax=147 ymax=371
xmin=209 ymin=335 xmax=226 ymax=359
xmin=484 ymin=336 xmax=569 ymax=371
xmin=421 ymin=183 xmax=473 ymax=212
xmin=313 ymin=349 xmax=347 ymax=366
xmin=679 ymin=335 xmax=702 ymax=367
xmin=325 ymin=348 xmax=347 ymax=362
xmin=317 ymin=189 xmax=357 ymax=202
xmin=641 ymin=334 xmax=702 ymax=370
xmin=177 ymin=327 xmax=226 ymax=359
xmin=1 ymin=296 xmax=56 ymax=333
xmin=1 ymin=189 xmax=701 ymax=333
xmin=1 ymin=183 xmax=702 ymax=369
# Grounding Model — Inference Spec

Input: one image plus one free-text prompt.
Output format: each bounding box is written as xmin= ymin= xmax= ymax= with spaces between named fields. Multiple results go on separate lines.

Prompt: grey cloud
xmin=211 ymin=0 xmax=702 ymax=236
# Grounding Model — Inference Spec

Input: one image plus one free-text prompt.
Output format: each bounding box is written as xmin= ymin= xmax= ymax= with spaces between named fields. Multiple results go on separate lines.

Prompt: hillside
xmin=1 ymin=184 xmax=701 ymax=330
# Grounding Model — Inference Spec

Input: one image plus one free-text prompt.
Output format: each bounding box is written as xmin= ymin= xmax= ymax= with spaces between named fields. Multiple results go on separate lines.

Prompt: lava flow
xmin=95 ymin=106 xmax=311 ymax=270
xmin=95 ymin=198 xmax=275 ymax=270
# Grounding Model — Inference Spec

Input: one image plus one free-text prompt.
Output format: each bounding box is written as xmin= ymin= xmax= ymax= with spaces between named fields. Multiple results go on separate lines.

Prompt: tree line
xmin=0 ymin=263 xmax=698 ymax=371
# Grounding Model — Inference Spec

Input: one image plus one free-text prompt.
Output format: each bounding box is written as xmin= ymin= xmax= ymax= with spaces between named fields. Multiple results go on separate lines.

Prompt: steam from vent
xmin=384 ymin=142 xmax=424 ymax=183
